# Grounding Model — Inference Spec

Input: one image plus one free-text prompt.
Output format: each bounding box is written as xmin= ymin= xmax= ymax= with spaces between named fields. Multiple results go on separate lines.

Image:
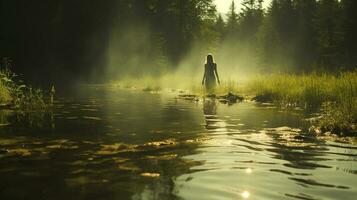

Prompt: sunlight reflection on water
xmin=0 ymin=88 xmax=356 ymax=200
xmin=241 ymin=191 xmax=250 ymax=199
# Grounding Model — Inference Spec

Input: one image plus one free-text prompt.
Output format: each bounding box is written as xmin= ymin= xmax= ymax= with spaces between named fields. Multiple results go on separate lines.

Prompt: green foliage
xmin=0 ymin=82 xmax=12 ymax=104
xmin=257 ymin=0 xmax=299 ymax=71
xmin=318 ymin=102 xmax=356 ymax=135
xmin=247 ymin=72 xmax=356 ymax=106
xmin=0 ymin=58 xmax=48 ymax=111
xmin=339 ymin=0 xmax=357 ymax=70
xmin=13 ymin=87 xmax=47 ymax=111
xmin=246 ymin=71 xmax=357 ymax=134
xmin=240 ymin=0 xmax=264 ymax=41
xmin=314 ymin=0 xmax=344 ymax=69
xmin=226 ymin=0 xmax=239 ymax=36
xmin=2 ymin=0 xmax=356 ymax=80
xmin=0 ymin=58 xmax=16 ymax=104
xmin=209 ymin=0 xmax=357 ymax=73
xmin=105 ymin=0 xmax=219 ymax=79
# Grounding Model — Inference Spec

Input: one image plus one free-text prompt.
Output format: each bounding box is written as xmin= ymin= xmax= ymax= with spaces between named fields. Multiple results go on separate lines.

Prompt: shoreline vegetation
xmin=1 ymin=57 xmax=355 ymax=136
xmin=0 ymin=58 xmax=52 ymax=111
xmin=245 ymin=72 xmax=356 ymax=136
xmin=116 ymin=71 xmax=356 ymax=136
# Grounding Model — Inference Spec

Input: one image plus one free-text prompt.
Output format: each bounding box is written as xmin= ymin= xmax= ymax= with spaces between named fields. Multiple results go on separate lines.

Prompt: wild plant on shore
xmin=246 ymin=71 xmax=357 ymax=135
xmin=0 ymin=58 xmax=48 ymax=110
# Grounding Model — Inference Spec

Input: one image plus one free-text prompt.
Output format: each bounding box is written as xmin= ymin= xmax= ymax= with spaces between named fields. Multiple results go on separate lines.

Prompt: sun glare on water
xmin=245 ymin=168 xmax=253 ymax=174
xmin=241 ymin=191 xmax=250 ymax=199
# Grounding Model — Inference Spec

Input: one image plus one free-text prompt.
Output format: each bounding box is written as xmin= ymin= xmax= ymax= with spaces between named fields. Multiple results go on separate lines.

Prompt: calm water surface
xmin=0 ymin=87 xmax=356 ymax=200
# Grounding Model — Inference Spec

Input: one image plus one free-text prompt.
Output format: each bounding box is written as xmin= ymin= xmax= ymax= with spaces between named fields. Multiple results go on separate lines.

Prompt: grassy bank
xmin=111 ymin=71 xmax=356 ymax=135
xmin=0 ymin=58 xmax=49 ymax=111
xmin=245 ymin=72 xmax=357 ymax=135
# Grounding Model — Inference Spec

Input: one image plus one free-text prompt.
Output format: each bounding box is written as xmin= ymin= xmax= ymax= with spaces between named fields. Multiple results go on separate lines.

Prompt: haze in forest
xmin=1 ymin=0 xmax=356 ymax=88
xmin=215 ymin=0 xmax=271 ymax=14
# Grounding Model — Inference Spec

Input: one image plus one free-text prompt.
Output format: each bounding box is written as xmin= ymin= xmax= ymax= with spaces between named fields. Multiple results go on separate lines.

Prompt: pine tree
xmin=258 ymin=0 xmax=298 ymax=72
xmin=257 ymin=0 xmax=281 ymax=72
xmin=294 ymin=0 xmax=318 ymax=72
xmin=214 ymin=14 xmax=226 ymax=42
xmin=226 ymin=0 xmax=239 ymax=36
xmin=239 ymin=0 xmax=264 ymax=42
xmin=314 ymin=0 xmax=343 ymax=71
xmin=340 ymin=0 xmax=357 ymax=70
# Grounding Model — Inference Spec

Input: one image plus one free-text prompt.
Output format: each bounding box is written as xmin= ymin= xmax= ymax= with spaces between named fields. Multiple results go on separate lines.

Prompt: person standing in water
xmin=202 ymin=54 xmax=220 ymax=91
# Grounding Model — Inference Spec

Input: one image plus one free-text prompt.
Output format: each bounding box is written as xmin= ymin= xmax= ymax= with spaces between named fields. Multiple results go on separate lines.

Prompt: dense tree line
xmin=216 ymin=0 xmax=357 ymax=73
xmin=0 ymin=0 xmax=356 ymax=85
xmin=0 ymin=0 xmax=216 ymax=84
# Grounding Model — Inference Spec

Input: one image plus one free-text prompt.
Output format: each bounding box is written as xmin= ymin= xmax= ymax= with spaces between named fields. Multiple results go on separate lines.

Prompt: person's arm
xmin=202 ymin=65 xmax=206 ymax=85
xmin=214 ymin=64 xmax=220 ymax=84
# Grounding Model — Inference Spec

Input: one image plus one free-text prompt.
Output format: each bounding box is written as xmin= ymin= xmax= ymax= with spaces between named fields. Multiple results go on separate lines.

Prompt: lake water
xmin=0 ymin=87 xmax=356 ymax=200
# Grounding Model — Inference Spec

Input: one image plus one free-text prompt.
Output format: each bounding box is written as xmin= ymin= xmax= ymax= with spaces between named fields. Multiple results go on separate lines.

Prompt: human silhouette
xmin=202 ymin=54 xmax=220 ymax=91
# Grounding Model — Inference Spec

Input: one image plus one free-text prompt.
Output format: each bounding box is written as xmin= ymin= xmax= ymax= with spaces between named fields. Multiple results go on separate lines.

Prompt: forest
xmin=0 ymin=1 xmax=357 ymax=200
xmin=1 ymin=0 xmax=356 ymax=85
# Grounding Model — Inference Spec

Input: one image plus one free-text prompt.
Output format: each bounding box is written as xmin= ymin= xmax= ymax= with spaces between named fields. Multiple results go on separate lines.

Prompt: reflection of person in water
xmin=202 ymin=54 xmax=220 ymax=91
xmin=203 ymin=100 xmax=217 ymax=130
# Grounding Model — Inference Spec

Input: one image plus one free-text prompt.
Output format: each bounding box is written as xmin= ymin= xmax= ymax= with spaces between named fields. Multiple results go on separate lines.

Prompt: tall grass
xmin=246 ymin=72 xmax=357 ymax=134
xmin=0 ymin=58 xmax=48 ymax=110
xmin=190 ymin=78 xmax=243 ymax=96
xmin=0 ymin=79 xmax=12 ymax=104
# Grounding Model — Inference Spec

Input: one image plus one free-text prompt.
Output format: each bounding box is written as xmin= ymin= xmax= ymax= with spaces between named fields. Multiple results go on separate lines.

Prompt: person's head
xmin=206 ymin=54 xmax=214 ymax=64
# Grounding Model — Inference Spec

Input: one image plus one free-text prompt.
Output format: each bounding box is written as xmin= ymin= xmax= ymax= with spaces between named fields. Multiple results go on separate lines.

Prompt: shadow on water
xmin=0 ymin=87 xmax=356 ymax=200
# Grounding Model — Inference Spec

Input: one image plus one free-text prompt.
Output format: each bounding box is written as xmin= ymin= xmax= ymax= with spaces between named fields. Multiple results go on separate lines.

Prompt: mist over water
xmin=105 ymin=21 xmax=260 ymax=89
xmin=103 ymin=1 xmax=269 ymax=89
xmin=1 ymin=1 xmax=356 ymax=200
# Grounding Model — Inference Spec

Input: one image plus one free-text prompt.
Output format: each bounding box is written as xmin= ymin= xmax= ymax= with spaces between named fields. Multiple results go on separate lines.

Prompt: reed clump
xmin=246 ymin=72 xmax=357 ymax=135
